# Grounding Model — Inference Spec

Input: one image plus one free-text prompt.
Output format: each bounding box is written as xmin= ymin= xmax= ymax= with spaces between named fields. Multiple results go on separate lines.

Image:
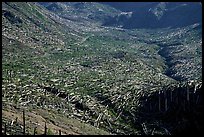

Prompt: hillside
xmin=39 ymin=2 xmax=120 ymax=25
xmin=2 ymin=2 xmax=202 ymax=135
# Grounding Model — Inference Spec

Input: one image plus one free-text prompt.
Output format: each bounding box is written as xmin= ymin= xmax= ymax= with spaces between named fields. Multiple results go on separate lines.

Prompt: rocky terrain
xmin=2 ymin=2 xmax=202 ymax=135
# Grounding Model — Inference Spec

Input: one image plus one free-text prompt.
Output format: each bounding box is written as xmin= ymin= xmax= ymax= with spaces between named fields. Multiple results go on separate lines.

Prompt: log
xmin=44 ymin=89 xmax=47 ymax=96
xmin=11 ymin=120 xmax=14 ymax=126
xmin=107 ymin=119 xmax=113 ymax=129
xmin=67 ymin=93 xmax=69 ymax=102
xmin=141 ymin=123 xmax=148 ymax=135
xmin=151 ymin=128 xmax=155 ymax=135
xmin=115 ymin=111 xmax=123 ymax=121
xmin=94 ymin=113 xmax=103 ymax=128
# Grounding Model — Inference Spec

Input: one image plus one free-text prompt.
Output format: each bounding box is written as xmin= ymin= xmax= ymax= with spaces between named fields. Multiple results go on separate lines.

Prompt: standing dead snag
xmin=33 ymin=127 xmax=37 ymax=135
xmin=164 ymin=90 xmax=168 ymax=112
xmin=44 ymin=88 xmax=47 ymax=96
xmin=67 ymin=93 xmax=70 ymax=112
xmin=186 ymin=82 xmax=189 ymax=102
xmin=158 ymin=91 xmax=161 ymax=112
xmin=183 ymin=100 xmax=186 ymax=111
xmin=149 ymin=102 xmax=152 ymax=112
xmin=9 ymin=70 xmax=12 ymax=82
xmin=196 ymin=95 xmax=199 ymax=105
xmin=15 ymin=117 xmax=18 ymax=124
xmin=44 ymin=122 xmax=47 ymax=135
xmin=23 ymin=109 xmax=26 ymax=135
xmin=170 ymin=90 xmax=173 ymax=102
xmin=4 ymin=123 xmax=7 ymax=135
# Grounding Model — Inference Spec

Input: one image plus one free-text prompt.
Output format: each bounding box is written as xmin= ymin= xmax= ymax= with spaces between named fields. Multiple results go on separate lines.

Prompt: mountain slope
xmin=39 ymin=2 xmax=120 ymax=25
xmin=102 ymin=2 xmax=202 ymax=29
xmin=2 ymin=2 xmax=202 ymax=135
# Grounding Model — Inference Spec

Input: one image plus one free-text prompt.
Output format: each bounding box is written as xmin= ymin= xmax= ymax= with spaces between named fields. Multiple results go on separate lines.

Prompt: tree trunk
xmin=187 ymin=84 xmax=189 ymax=102
xmin=164 ymin=91 xmax=168 ymax=112
xmin=44 ymin=122 xmax=47 ymax=135
xmin=23 ymin=110 xmax=26 ymax=135
xmin=34 ymin=127 xmax=37 ymax=135
xmin=4 ymin=123 xmax=7 ymax=135
xmin=158 ymin=91 xmax=161 ymax=112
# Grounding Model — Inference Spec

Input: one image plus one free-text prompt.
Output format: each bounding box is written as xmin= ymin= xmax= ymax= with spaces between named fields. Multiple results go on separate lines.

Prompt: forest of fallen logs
xmin=36 ymin=80 xmax=203 ymax=135
xmin=2 ymin=70 xmax=203 ymax=135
